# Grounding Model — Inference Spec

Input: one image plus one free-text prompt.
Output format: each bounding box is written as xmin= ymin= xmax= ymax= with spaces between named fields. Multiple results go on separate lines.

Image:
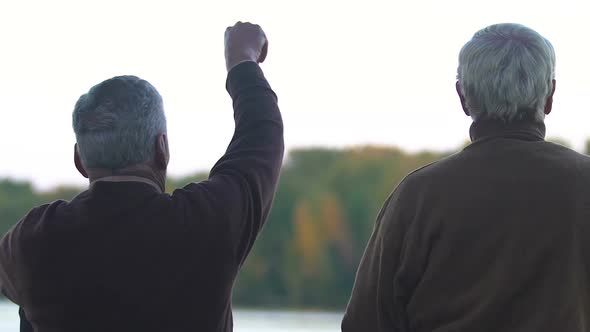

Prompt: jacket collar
xmin=469 ymin=118 xmax=546 ymax=143
xmin=90 ymin=176 xmax=163 ymax=193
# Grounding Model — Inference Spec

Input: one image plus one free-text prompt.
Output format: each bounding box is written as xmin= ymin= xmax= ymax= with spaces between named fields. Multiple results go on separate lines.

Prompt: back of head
xmin=73 ymin=76 xmax=167 ymax=170
xmin=457 ymin=23 xmax=556 ymax=122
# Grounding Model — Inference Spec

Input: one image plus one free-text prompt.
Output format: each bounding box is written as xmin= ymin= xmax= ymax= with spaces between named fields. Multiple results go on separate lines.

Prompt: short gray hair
xmin=457 ymin=23 xmax=556 ymax=122
xmin=73 ymin=75 xmax=167 ymax=169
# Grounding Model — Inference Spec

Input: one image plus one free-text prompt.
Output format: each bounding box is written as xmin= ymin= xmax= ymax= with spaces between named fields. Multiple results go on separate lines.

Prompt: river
xmin=0 ymin=301 xmax=341 ymax=331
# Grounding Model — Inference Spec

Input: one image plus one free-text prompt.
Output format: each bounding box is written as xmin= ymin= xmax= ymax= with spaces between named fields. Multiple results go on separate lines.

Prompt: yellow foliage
xmin=320 ymin=194 xmax=354 ymax=268
xmin=293 ymin=200 xmax=322 ymax=276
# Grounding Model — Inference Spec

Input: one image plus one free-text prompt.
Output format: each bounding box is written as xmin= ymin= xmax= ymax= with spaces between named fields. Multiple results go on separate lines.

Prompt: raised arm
xmin=175 ymin=22 xmax=283 ymax=266
xmin=212 ymin=22 xmax=283 ymax=265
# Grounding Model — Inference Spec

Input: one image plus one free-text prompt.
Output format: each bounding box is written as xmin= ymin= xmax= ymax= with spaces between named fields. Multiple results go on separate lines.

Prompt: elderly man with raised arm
xmin=343 ymin=23 xmax=590 ymax=332
xmin=0 ymin=22 xmax=283 ymax=332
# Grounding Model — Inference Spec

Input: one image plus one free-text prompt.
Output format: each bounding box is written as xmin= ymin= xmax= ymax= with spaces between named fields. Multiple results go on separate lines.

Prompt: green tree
xmin=0 ymin=144 xmax=462 ymax=308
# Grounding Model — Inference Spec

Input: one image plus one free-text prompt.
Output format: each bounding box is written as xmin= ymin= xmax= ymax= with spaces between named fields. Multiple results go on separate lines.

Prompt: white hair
xmin=72 ymin=75 xmax=167 ymax=169
xmin=457 ymin=23 xmax=556 ymax=122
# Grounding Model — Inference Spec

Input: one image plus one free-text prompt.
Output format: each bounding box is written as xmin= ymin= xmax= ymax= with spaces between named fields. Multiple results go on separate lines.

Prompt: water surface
xmin=0 ymin=301 xmax=341 ymax=331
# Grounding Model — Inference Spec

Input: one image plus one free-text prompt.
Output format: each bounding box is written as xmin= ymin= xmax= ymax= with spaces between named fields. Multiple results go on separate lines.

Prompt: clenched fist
xmin=225 ymin=22 xmax=268 ymax=72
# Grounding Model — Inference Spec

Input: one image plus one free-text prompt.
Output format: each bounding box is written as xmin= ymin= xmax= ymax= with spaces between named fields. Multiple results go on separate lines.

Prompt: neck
xmin=87 ymin=163 xmax=166 ymax=192
xmin=469 ymin=117 xmax=546 ymax=143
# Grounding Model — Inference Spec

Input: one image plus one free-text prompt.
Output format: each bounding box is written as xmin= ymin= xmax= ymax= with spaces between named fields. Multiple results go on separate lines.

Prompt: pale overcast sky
xmin=1 ymin=0 xmax=589 ymax=190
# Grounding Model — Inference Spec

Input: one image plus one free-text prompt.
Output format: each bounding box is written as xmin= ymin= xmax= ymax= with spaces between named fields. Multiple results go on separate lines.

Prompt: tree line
xmin=1 ymin=140 xmax=588 ymax=309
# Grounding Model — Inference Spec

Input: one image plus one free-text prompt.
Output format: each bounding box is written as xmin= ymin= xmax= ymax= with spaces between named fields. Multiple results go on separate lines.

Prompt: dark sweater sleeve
xmin=20 ymin=307 xmax=34 ymax=332
xmin=342 ymin=184 xmax=414 ymax=332
xmin=184 ymin=62 xmax=284 ymax=266
xmin=0 ymin=223 xmax=21 ymax=304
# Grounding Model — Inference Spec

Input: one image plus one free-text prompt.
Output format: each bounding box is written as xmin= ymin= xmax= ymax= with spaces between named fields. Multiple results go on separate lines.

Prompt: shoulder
xmin=0 ymin=200 xmax=65 ymax=259
xmin=393 ymin=152 xmax=464 ymax=196
xmin=12 ymin=201 xmax=62 ymax=228
xmin=548 ymin=143 xmax=590 ymax=179
xmin=525 ymin=141 xmax=590 ymax=179
xmin=169 ymin=181 xmax=221 ymax=217
xmin=377 ymin=156 xmax=453 ymax=222
xmin=547 ymin=142 xmax=590 ymax=162
xmin=17 ymin=200 xmax=68 ymax=237
xmin=170 ymin=182 xmax=206 ymax=202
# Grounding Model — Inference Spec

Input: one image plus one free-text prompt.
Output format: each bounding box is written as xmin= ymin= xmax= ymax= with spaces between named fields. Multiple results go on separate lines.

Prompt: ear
xmin=74 ymin=144 xmax=89 ymax=178
xmin=155 ymin=133 xmax=170 ymax=170
xmin=456 ymin=81 xmax=470 ymax=117
xmin=544 ymin=79 xmax=556 ymax=115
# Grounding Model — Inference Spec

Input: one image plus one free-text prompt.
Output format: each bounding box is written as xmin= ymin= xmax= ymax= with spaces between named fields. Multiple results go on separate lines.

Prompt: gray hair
xmin=457 ymin=23 xmax=556 ymax=122
xmin=72 ymin=75 xmax=167 ymax=169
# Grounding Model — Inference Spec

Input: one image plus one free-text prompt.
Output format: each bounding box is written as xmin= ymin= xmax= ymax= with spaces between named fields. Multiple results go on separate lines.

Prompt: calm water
xmin=0 ymin=301 xmax=341 ymax=331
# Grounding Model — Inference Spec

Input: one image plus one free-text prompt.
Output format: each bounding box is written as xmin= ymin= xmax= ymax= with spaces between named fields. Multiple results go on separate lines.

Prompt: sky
xmin=1 ymin=0 xmax=589 ymax=190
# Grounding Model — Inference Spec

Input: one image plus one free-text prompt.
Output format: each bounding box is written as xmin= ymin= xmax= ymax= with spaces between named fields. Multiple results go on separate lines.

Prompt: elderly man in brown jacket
xmin=343 ymin=23 xmax=590 ymax=332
